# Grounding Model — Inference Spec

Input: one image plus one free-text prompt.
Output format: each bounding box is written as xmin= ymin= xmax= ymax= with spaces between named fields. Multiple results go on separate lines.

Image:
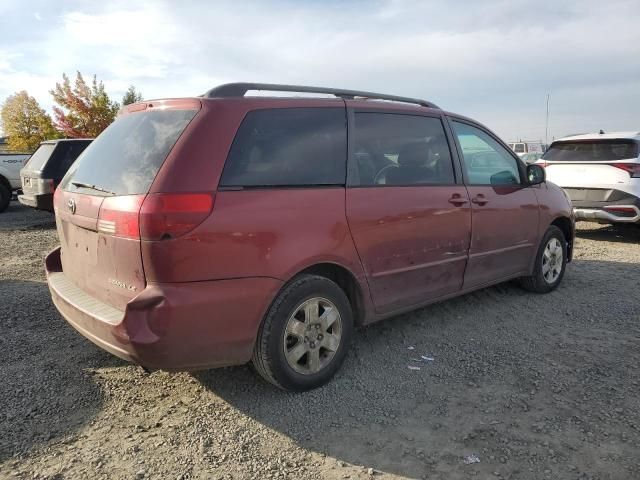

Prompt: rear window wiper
xmin=71 ymin=181 xmax=116 ymax=196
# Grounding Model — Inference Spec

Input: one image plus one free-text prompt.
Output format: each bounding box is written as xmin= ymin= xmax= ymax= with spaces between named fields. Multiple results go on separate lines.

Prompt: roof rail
xmin=204 ymin=82 xmax=439 ymax=109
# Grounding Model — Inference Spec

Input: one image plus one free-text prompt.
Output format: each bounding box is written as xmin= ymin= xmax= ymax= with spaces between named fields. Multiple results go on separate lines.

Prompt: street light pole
xmin=545 ymin=93 xmax=550 ymax=146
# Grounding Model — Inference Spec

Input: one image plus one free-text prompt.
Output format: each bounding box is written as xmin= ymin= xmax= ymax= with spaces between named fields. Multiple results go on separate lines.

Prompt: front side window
xmin=352 ymin=113 xmax=455 ymax=186
xmin=452 ymin=121 xmax=521 ymax=185
xmin=220 ymin=108 xmax=347 ymax=187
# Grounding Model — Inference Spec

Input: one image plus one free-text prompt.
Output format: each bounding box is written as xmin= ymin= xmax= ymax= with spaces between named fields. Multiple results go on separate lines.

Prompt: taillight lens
xmin=139 ymin=193 xmax=214 ymax=241
xmin=98 ymin=195 xmax=145 ymax=239
xmin=535 ymin=160 xmax=548 ymax=168
xmin=610 ymin=163 xmax=640 ymax=178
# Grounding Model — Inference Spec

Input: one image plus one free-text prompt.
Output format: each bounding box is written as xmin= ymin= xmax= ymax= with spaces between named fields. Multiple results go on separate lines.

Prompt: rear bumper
xmin=573 ymin=206 xmax=640 ymax=223
xmin=45 ymin=247 xmax=282 ymax=370
xmin=564 ymin=187 xmax=640 ymax=224
xmin=18 ymin=193 xmax=53 ymax=212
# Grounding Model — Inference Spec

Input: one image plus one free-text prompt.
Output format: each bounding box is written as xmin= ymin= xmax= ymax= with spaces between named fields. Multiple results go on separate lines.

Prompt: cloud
xmin=0 ymin=0 xmax=638 ymax=141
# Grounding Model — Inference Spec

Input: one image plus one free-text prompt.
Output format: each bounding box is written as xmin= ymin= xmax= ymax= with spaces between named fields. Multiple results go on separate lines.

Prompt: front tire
xmin=521 ymin=225 xmax=567 ymax=293
xmin=252 ymin=274 xmax=353 ymax=391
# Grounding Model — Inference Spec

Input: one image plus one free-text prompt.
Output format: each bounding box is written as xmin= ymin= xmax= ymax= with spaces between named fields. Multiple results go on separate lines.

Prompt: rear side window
xmin=352 ymin=113 xmax=455 ymax=186
xmin=542 ymin=140 xmax=639 ymax=161
xmin=61 ymin=109 xmax=197 ymax=195
xmin=24 ymin=143 xmax=56 ymax=171
xmin=219 ymin=108 xmax=346 ymax=187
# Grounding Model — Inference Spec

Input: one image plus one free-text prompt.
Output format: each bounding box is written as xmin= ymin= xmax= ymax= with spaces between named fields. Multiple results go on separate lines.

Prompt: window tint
xmin=542 ymin=140 xmax=639 ymax=161
xmin=24 ymin=143 xmax=56 ymax=171
xmin=220 ymin=108 xmax=346 ymax=187
xmin=45 ymin=141 xmax=91 ymax=177
xmin=353 ymin=113 xmax=454 ymax=186
xmin=452 ymin=121 xmax=521 ymax=185
xmin=61 ymin=109 xmax=196 ymax=195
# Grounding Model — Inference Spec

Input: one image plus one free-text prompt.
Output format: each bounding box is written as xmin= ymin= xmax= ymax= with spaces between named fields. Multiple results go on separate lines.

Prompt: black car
xmin=19 ymin=139 xmax=92 ymax=211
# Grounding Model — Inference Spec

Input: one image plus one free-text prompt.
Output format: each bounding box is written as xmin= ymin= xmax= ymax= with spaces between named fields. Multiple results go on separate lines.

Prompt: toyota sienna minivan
xmin=46 ymin=83 xmax=574 ymax=391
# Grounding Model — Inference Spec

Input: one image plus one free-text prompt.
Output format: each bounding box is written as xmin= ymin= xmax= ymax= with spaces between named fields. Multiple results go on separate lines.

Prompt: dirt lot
xmin=0 ymin=200 xmax=639 ymax=480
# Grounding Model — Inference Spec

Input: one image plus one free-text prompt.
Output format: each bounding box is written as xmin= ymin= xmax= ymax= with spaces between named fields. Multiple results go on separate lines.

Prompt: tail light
xmin=610 ymin=163 xmax=640 ymax=178
xmin=98 ymin=195 xmax=145 ymax=239
xmin=97 ymin=193 xmax=214 ymax=240
xmin=140 ymin=193 xmax=214 ymax=240
xmin=535 ymin=160 xmax=548 ymax=168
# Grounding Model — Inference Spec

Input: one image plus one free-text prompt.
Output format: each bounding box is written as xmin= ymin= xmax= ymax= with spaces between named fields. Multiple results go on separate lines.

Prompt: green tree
xmin=0 ymin=91 xmax=59 ymax=151
xmin=50 ymin=72 xmax=120 ymax=138
xmin=122 ymin=85 xmax=143 ymax=105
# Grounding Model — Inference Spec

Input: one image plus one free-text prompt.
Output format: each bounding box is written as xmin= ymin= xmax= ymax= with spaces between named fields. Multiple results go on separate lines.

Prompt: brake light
xmin=610 ymin=163 xmax=640 ymax=177
xmin=139 ymin=193 xmax=214 ymax=241
xmin=535 ymin=160 xmax=548 ymax=168
xmin=98 ymin=195 xmax=145 ymax=239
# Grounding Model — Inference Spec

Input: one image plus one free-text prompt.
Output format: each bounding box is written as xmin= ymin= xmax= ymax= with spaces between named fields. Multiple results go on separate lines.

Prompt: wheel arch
xmin=550 ymin=215 xmax=574 ymax=262
xmin=293 ymin=262 xmax=367 ymax=326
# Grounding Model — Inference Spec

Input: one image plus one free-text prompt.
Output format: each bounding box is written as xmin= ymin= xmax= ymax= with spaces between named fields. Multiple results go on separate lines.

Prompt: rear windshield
xmin=219 ymin=108 xmax=346 ymax=187
xmin=542 ymin=140 xmax=639 ymax=161
xmin=61 ymin=109 xmax=197 ymax=195
xmin=24 ymin=143 xmax=56 ymax=171
xmin=43 ymin=141 xmax=91 ymax=178
xmin=514 ymin=144 xmax=525 ymax=153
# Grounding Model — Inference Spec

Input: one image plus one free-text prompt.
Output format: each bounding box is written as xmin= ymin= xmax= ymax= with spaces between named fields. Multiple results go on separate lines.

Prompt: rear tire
xmin=252 ymin=274 xmax=353 ymax=391
xmin=0 ymin=182 xmax=11 ymax=213
xmin=521 ymin=225 xmax=567 ymax=293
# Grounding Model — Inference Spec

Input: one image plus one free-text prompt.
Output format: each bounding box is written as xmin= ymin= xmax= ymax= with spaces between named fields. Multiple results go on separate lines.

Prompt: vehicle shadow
xmin=576 ymin=222 xmax=639 ymax=244
xmin=196 ymin=259 xmax=640 ymax=479
xmin=0 ymin=279 xmax=122 ymax=463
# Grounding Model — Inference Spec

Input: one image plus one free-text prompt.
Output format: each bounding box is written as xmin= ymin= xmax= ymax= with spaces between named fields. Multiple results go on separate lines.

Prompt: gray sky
xmin=1 ymin=0 xmax=638 ymax=142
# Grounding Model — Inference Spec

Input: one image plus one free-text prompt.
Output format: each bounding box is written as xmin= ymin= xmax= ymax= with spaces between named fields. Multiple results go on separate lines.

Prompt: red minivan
xmin=46 ymin=83 xmax=575 ymax=391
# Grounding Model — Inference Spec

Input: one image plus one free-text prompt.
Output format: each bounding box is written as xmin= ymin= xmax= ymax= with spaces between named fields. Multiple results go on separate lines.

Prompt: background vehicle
xmin=538 ymin=131 xmax=640 ymax=224
xmin=46 ymin=83 xmax=574 ymax=391
xmin=19 ymin=139 xmax=92 ymax=212
xmin=0 ymin=152 xmax=31 ymax=212
xmin=521 ymin=152 xmax=544 ymax=164
xmin=508 ymin=141 xmax=546 ymax=157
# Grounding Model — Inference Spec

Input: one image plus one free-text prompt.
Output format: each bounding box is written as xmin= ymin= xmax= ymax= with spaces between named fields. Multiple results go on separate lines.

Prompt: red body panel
xmin=346 ymin=186 xmax=471 ymax=313
xmin=463 ymin=185 xmax=539 ymax=288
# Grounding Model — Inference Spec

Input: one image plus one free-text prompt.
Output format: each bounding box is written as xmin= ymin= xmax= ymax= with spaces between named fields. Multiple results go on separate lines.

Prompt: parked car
xmin=508 ymin=141 xmax=546 ymax=157
xmin=19 ymin=139 xmax=92 ymax=212
xmin=538 ymin=131 xmax=640 ymax=224
xmin=521 ymin=152 xmax=544 ymax=164
xmin=0 ymin=152 xmax=31 ymax=212
xmin=45 ymin=83 xmax=575 ymax=391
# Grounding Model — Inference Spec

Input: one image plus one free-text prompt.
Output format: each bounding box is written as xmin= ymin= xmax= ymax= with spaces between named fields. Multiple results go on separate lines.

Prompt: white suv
xmin=538 ymin=131 xmax=640 ymax=224
xmin=0 ymin=152 xmax=31 ymax=212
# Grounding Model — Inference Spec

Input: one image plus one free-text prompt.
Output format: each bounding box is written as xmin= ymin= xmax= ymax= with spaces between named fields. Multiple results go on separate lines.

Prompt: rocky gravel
xmin=1 ymin=200 xmax=639 ymax=479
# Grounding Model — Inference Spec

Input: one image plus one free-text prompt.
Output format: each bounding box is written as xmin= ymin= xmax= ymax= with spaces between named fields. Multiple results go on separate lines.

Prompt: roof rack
xmin=204 ymin=82 xmax=439 ymax=109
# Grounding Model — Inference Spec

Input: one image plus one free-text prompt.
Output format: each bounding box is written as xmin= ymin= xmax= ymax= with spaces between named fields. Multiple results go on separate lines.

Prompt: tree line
xmin=0 ymin=72 xmax=143 ymax=152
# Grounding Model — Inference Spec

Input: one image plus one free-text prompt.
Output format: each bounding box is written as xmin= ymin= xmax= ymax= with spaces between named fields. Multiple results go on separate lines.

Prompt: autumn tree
xmin=122 ymin=85 xmax=143 ymax=105
xmin=50 ymin=72 xmax=119 ymax=138
xmin=0 ymin=91 xmax=58 ymax=151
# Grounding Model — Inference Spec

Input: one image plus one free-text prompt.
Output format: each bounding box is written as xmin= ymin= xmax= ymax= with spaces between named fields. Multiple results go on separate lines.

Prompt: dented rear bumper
xmin=45 ymin=246 xmax=282 ymax=370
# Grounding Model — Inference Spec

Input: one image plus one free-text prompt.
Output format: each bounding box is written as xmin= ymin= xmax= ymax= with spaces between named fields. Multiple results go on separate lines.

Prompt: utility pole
xmin=545 ymin=93 xmax=550 ymax=146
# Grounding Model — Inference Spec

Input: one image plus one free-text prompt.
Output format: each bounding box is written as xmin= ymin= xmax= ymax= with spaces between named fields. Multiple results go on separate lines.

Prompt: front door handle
xmin=471 ymin=194 xmax=488 ymax=206
xmin=448 ymin=194 xmax=468 ymax=206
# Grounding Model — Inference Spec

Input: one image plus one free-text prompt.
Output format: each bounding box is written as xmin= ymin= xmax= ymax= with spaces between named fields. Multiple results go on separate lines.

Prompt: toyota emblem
xmin=67 ymin=198 xmax=76 ymax=214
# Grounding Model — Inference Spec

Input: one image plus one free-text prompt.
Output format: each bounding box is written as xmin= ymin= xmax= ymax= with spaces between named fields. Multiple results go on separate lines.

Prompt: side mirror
xmin=527 ymin=164 xmax=545 ymax=185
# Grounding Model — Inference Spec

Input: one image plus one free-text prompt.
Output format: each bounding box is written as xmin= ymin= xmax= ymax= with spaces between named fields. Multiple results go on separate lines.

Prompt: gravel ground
xmin=1 ymin=200 xmax=639 ymax=480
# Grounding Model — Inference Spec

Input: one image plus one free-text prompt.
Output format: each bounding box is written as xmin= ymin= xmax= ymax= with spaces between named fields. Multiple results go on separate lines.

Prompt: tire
xmin=520 ymin=225 xmax=567 ymax=293
xmin=252 ymin=274 xmax=353 ymax=391
xmin=0 ymin=182 xmax=10 ymax=213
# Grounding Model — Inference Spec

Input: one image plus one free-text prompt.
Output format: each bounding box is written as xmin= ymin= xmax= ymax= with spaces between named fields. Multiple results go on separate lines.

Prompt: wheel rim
xmin=283 ymin=297 xmax=342 ymax=375
xmin=542 ymin=237 xmax=563 ymax=284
